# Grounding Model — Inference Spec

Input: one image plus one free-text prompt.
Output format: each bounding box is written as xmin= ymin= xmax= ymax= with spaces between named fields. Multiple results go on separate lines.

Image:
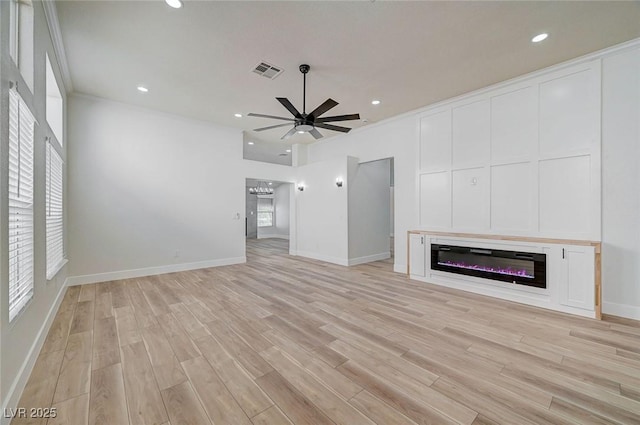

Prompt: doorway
xmin=347 ymin=157 xmax=394 ymax=265
xmin=245 ymin=179 xmax=292 ymax=260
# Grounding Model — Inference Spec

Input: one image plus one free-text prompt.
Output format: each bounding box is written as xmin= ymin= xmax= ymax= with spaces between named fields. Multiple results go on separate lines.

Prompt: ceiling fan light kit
xmin=249 ymin=64 xmax=360 ymax=140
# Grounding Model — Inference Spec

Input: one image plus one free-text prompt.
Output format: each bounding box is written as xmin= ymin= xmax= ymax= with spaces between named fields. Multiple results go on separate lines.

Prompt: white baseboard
xmin=348 ymin=252 xmax=390 ymax=266
xmin=1 ymin=284 xmax=67 ymax=425
xmin=257 ymin=234 xmax=290 ymax=240
xmin=66 ymin=257 xmax=246 ymax=286
xmin=603 ymin=301 xmax=640 ymax=321
xmin=295 ymin=250 xmax=349 ymax=266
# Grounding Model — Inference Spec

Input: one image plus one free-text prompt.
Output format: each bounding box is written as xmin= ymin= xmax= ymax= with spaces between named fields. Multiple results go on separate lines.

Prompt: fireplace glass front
xmin=431 ymin=244 xmax=546 ymax=288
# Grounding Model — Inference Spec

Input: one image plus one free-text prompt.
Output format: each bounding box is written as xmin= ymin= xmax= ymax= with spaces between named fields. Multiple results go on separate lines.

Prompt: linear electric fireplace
xmin=431 ymin=244 xmax=547 ymax=288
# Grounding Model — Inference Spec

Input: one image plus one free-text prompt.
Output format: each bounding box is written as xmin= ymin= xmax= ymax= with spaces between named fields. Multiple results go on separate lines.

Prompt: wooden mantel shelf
xmin=408 ymin=230 xmax=601 ymax=253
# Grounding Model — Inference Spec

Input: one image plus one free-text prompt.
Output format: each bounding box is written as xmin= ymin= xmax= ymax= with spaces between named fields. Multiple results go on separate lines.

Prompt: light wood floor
xmin=14 ymin=238 xmax=640 ymax=425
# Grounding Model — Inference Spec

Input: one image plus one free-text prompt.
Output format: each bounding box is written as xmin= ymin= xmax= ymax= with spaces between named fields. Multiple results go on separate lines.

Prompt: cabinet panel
xmin=539 ymin=69 xmax=595 ymax=156
xmin=491 ymin=86 xmax=537 ymax=163
xmin=452 ymin=167 xmax=488 ymax=230
xmin=558 ymin=245 xmax=595 ymax=310
xmin=539 ymin=156 xmax=591 ymax=236
xmin=491 ymin=163 xmax=533 ymax=232
xmin=452 ymin=100 xmax=490 ymax=168
xmin=420 ymin=111 xmax=451 ymax=171
xmin=409 ymin=234 xmax=426 ymax=277
xmin=419 ymin=171 xmax=451 ymax=229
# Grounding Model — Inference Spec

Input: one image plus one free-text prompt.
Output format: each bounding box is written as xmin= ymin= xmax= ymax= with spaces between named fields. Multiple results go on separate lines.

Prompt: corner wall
xmin=602 ymin=47 xmax=640 ymax=319
xmin=68 ymin=95 xmax=246 ymax=283
xmin=295 ymin=157 xmax=352 ymax=265
xmin=308 ymin=115 xmax=418 ymax=273
xmin=348 ymin=159 xmax=391 ymax=265
xmin=273 ymin=183 xmax=291 ymax=238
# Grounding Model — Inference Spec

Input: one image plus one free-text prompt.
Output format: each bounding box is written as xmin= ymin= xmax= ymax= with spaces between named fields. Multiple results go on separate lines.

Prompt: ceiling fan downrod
xmin=300 ymin=64 xmax=310 ymax=115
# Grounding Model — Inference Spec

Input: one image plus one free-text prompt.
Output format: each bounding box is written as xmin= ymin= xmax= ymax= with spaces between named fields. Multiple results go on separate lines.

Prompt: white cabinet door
xmin=558 ymin=245 xmax=595 ymax=311
xmin=409 ymin=234 xmax=426 ymax=277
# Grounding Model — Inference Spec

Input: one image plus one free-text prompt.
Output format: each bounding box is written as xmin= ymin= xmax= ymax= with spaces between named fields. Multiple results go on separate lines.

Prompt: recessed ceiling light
xmin=371 ymin=100 xmax=381 ymax=105
xmin=247 ymin=141 xmax=254 ymax=145
xmin=268 ymin=182 xmax=273 ymax=185
xmin=234 ymin=113 xmax=242 ymax=118
xmin=297 ymin=130 xmax=305 ymax=134
xmin=165 ymin=0 xmax=183 ymax=9
xmin=531 ymin=33 xmax=548 ymax=43
xmin=137 ymin=86 xmax=149 ymax=93
xmin=286 ymin=149 xmax=291 ymax=153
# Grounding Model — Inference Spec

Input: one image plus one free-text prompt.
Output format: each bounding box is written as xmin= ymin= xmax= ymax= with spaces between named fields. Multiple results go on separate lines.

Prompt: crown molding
xmin=42 ymin=0 xmax=73 ymax=93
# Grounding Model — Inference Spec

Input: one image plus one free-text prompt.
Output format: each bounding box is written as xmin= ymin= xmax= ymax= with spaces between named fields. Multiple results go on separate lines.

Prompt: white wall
xmin=348 ymin=159 xmax=391 ymax=264
xmin=417 ymin=60 xmax=601 ymax=241
xmin=64 ymin=90 xmax=301 ymax=284
xmin=602 ymin=47 xmax=640 ymax=319
xmin=273 ymin=183 xmax=290 ymax=238
xmin=0 ymin=0 xmax=69 ymax=419
xmin=308 ymin=116 xmax=418 ymax=273
xmin=67 ymin=94 xmax=297 ymax=284
xmin=295 ymin=157 xmax=352 ymax=265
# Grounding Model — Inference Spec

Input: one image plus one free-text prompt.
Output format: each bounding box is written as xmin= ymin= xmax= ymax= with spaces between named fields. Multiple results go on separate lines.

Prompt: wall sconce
xmin=335 ymin=178 xmax=343 ymax=188
xmin=297 ymin=184 xmax=305 ymax=192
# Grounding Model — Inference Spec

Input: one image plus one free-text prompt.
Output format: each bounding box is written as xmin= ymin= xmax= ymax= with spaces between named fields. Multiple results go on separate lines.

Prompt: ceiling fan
xmin=249 ymin=64 xmax=360 ymax=140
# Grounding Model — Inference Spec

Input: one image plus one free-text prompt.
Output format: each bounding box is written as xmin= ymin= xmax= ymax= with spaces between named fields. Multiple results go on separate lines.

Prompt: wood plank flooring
xmin=13 ymin=238 xmax=640 ymax=425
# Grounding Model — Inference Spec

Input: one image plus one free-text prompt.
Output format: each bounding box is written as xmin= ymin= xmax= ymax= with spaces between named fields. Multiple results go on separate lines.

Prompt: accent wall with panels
xmin=418 ymin=60 xmax=601 ymax=241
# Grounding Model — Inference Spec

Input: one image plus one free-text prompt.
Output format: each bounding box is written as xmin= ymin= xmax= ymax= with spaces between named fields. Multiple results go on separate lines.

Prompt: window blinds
xmin=257 ymin=197 xmax=274 ymax=227
xmin=46 ymin=141 xmax=64 ymax=279
xmin=8 ymin=88 xmax=35 ymax=322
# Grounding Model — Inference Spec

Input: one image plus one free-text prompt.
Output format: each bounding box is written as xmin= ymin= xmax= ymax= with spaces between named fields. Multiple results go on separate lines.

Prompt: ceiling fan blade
xmin=315 ymin=123 xmax=352 ymax=133
xmin=309 ymin=128 xmax=323 ymax=139
xmin=253 ymin=123 xmax=293 ymax=132
xmin=309 ymin=98 xmax=338 ymax=118
xmin=276 ymin=97 xmax=302 ymax=118
xmin=281 ymin=127 xmax=298 ymax=140
xmin=247 ymin=113 xmax=295 ymax=121
xmin=315 ymin=113 xmax=360 ymax=123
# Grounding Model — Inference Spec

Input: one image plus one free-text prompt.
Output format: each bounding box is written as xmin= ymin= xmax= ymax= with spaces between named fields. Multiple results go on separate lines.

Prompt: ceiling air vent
xmin=252 ymin=61 xmax=283 ymax=80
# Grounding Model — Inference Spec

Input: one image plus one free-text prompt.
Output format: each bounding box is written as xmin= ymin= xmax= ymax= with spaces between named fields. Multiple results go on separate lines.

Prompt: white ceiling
xmin=57 ymin=1 xmax=640 ymax=154
xmin=243 ymin=136 xmax=292 ymax=166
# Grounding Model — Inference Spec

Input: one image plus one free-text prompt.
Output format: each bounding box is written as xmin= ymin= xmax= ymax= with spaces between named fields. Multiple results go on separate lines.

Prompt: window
xmin=257 ymin=197 xmax=274 ymax=227
xmin=9 ymin=0 xmax=19 ymax=63
xmin=9 ymin=0 xmax=35 ymax=91
xmin=8 ymin=88 xmax=35 ymax=322
xmin=45 ymin=53 xmax=64 ymax=144
xmin=46 ymin=142 xmax=64 ymax=279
